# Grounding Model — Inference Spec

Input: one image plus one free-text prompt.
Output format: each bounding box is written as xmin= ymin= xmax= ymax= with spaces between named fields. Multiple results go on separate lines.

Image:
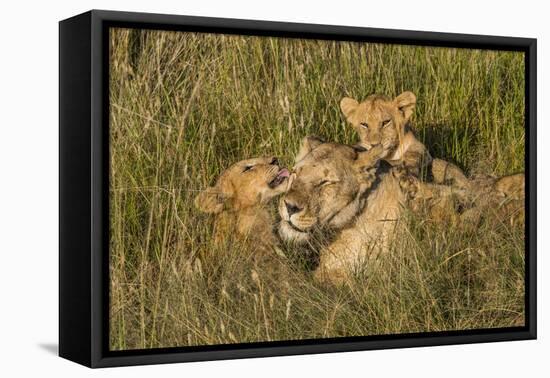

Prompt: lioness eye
xmin=242 ymin=165 xmax=254 ymax=172
xmin=382 ymin=119 xmax=391 ymax=127
xmin=360 ymin=122 xmax=369 ymax=128
xmin=318 ymin=180 xmax=330 ymax=187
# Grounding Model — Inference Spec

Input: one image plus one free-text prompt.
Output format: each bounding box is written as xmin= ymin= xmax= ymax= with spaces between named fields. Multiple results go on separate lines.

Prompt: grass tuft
xmin=109 ymin=28 xmax=525 ymax=350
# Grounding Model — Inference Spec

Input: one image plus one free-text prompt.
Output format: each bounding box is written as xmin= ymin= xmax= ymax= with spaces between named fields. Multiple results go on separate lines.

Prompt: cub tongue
xmin=277 ymin=168 xmax=290 ymax=178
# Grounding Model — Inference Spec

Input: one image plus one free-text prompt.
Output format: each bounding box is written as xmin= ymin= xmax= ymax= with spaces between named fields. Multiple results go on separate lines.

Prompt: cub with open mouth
xmin=195 ymin=156 xmax=290 ymax=255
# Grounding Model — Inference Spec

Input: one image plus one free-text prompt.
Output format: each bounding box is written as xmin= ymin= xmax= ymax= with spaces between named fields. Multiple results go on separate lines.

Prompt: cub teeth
xmin=268 ymin=168 xmax=290 ymax=188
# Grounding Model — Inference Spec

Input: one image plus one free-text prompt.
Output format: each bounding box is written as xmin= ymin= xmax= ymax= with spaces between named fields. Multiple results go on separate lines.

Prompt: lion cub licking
xmin=195 ymin=157 xmax=290 ymax=255
xmin=340 ymin=91 xmax=469 ymax=188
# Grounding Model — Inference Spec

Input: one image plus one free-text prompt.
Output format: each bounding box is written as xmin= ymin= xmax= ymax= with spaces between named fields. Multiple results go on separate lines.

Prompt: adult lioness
xmin=195 ymin=156 xmax=289 ymax=254
xmin=340 ymin=92 xmax=469 ymax=188
xmin=278 ymin=136 xmax=404 ymax=284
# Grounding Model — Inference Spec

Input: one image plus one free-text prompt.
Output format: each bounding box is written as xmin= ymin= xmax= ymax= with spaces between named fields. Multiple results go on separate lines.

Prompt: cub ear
xmin=340 ymin=97 xmax=360 ymax=123
xmin=294 ymin=135 xmax=325 ymax=163
xmin=394 ymin=91 xmax=416 ymax=121
xmin=354 ymin=144 xmax=384 ymax=173
xmin=194 ymin=186 xmax=227 ymax=214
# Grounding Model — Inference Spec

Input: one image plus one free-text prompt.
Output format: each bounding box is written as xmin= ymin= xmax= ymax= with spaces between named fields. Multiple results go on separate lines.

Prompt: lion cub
xmin=195 ymin=157 xmax=290 ymax=254
xmin=340 ymin=92 xmax=469 ymax=188
xmin=397 ymin=167 xmax=524 ymax=225
xmin=460 ymin=172 xmax=525 ymax=225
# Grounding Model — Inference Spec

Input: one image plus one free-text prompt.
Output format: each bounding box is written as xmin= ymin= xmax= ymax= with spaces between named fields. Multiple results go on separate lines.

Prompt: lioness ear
xmin=294 ymin=135 xmax=325 ymax=163
xmin=194 ymin=186 xmax=227 ymax=214
xmin=354 ymin=144 xmax=384 ymax=172
xmin=340 ymin=97 xmax=359 ymax=123
xmin=394 ymin=91 xmax=416 ymax=121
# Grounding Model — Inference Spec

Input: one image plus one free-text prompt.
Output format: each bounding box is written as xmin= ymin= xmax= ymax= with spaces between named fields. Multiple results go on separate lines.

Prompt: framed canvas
xmin=59 ymin=10 xmax=536 ymax=368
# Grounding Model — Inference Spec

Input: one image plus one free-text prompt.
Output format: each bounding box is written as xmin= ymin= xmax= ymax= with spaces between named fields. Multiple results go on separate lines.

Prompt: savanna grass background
xmin=109 ymin=27 xmax=525 ymax=351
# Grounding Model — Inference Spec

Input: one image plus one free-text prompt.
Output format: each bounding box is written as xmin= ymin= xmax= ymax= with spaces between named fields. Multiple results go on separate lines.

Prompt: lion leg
xmin=313 ymin=264 xmax=349 ymax=286
xmin=396 ymin=168 xmax=466 ymax=222
xmin=313 ymin=232 xmax=374 ymax=286
xmin=396 ymin=167 xmax=466 ymax=202
xmin=400 ymin=149 xmax=432 ymax=179
xmin=313 ymin=242 xmax=357 ymax=286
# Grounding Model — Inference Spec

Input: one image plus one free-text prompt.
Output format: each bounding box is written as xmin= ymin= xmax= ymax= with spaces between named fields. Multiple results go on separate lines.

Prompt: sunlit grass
xmin=109 ymin=28 xmax=525 ymax=350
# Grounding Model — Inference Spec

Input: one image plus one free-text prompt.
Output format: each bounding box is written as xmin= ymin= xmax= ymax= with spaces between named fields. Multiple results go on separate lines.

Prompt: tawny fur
xmin=340 ymin=92 xmax=431 ymax=176
xmin=313 ymin=169 xmax=406 ymax=284
xmin=398 ymin=168 xmax=525 ymax=226
xmin=195 ymin=157 xmax=289 ymax=255
xmin=338 ymin=91 xmax=525 ymax=223
xmin=340 ymin=92 xmax=469 ymax=187
xmin=460 ymin=173 xmax=525 ymax=226
xmin=278 ymin=137 xmax=406 ymax=285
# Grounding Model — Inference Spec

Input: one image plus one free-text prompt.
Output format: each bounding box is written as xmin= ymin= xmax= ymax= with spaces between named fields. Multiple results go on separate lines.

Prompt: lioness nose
xmin=270 ymin=157 xmax=279 ymax=165
xmin=285 ymin=200 xmax=302 ymax=216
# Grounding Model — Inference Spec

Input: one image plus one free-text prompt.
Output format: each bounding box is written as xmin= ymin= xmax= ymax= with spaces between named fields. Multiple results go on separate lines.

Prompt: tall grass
xmin=109 ymin=27 xmax=525 ymax=350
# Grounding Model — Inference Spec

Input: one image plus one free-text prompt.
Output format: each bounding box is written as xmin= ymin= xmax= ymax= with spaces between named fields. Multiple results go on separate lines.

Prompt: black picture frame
xmin=59 ymin=9 xmax=537 ymax=368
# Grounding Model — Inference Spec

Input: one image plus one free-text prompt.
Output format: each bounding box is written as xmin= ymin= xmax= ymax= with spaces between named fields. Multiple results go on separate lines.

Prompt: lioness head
xmin=340 ymin=91 xmax=417 ymax=158
xmin=278 ymin=136 xmax=383 ymax=243
xmin=195 ymin=157 xmax=290 ymax=213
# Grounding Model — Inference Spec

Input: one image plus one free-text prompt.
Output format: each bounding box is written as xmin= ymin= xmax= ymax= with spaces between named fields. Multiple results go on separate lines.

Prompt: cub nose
xmin=285 ymin=200 xmax=302 ymax=216
xmin=270 ymin=157 xmax=279 ymax=166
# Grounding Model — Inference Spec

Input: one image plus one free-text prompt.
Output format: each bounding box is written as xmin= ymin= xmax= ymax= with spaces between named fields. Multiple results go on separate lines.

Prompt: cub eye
xmin=242 ymin=165 xmax=254 ymax=172
xmin=382 ymin=119 xmax=391 ymax=127
xmin=360 ymin=122 xmax=369 ymax=129
xmin=317 ymin=180 xmax=333 ymax=187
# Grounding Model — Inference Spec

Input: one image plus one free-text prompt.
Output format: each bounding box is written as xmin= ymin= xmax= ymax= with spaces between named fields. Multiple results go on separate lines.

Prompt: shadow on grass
xmin=420 ymin=121 xmax=479 ymax=172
